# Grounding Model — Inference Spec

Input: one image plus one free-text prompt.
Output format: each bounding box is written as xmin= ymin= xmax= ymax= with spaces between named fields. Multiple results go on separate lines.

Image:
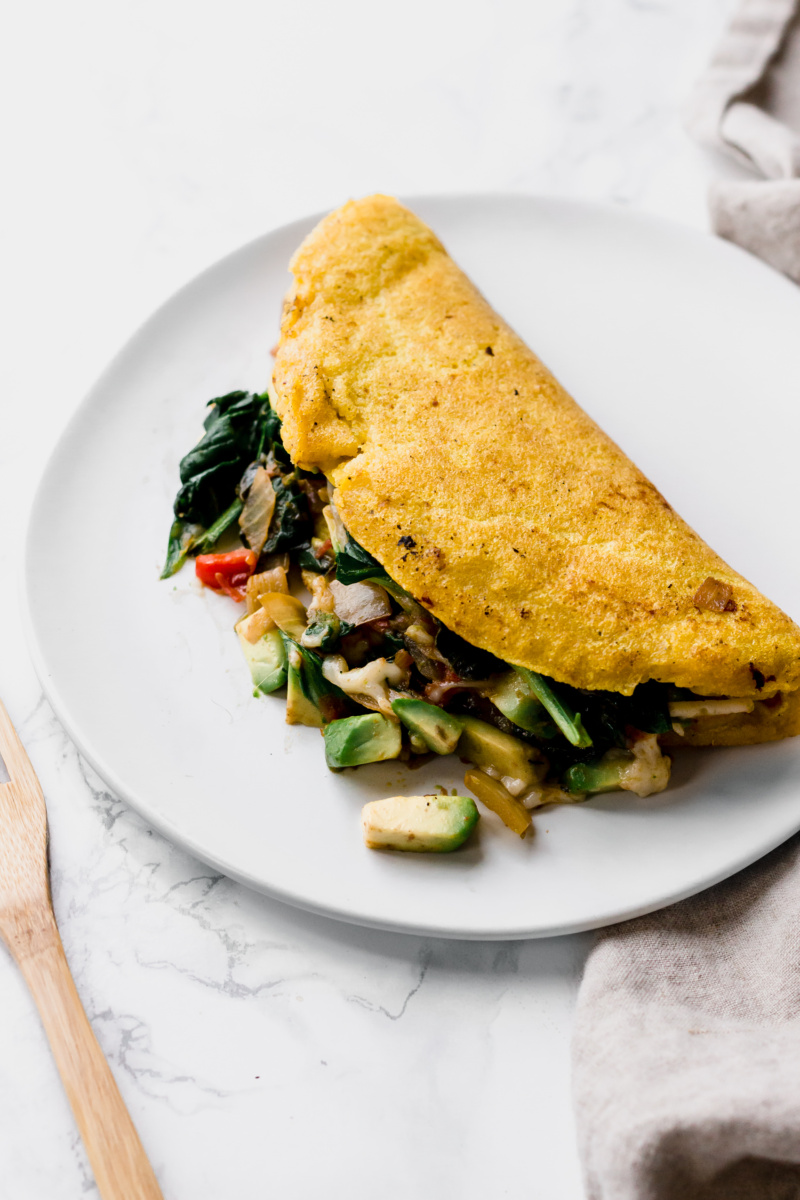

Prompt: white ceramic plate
xmin=24 ymin=195 xmax=800 ymax=939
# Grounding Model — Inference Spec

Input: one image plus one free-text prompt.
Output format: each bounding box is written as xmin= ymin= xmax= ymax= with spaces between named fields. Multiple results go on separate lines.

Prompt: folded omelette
xmin=272 ymin=194 xmax=800 ymax=749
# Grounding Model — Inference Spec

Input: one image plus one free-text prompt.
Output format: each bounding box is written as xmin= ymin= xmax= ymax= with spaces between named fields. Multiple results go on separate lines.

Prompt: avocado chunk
xmin=286 ymin=644 xmax=323 ymax=727
xmin=484 ymin=671 xmax=552 ymax=735
xmin=391 ymin=697 xmax=463 ymax=754
xmin=236 ymin=626 xmax=288 ymax=695
xmin=362 ymin=793 xmax=479 ymax=852
xmin=281 ymin=634 xmax=350 ymax=726
xmin=457 ymin=716 xmax=547 ymax=790
xmin=324 ymin=713 xmax=402 ymax=768
xmin=563 ymin=752 xmax=634 ymax=795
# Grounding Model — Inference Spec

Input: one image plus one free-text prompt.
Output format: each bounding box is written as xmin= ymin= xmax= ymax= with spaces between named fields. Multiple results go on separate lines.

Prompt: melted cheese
xmin=321 ymin=655 xmax=408 ymax=715
xmin=619 ymin=734 xmax=671 ymax=798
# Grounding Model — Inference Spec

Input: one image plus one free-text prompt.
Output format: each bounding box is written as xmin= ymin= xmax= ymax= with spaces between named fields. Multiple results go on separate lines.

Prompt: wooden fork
xmin=0 ymin=697 xmax=163 ymax=1199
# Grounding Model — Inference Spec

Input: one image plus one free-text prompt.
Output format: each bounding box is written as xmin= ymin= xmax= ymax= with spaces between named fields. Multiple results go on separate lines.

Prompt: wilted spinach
xmin=280 ymin=633 xmax=351 ymax=723
xmin=295 ymin=543 xmax=335 ymax=574
xmin=559 ymin=679 xmax=672 ymax=750
xmin=515 ymin=668 xmax=593 ymax=749
xmin=436 ymin=626 xmax=506 ymax=680
xmin=334 ymin=533 xmax=388 ymax=586
xmin=261 ymin=475 xmax=311 ymax=556
xmin=162 ymin=390 xmax=279 ymax=578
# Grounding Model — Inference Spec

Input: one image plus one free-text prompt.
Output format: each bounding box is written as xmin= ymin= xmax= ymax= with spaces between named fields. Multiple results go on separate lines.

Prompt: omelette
xmin=163 ymin=193 xmax=800 ymax=839
xmin=271 ymin=195 xmax=800 ymax=763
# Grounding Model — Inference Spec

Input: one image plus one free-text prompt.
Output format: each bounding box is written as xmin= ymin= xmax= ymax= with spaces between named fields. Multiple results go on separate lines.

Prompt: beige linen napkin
xmin=573 ymin=836 xmax=800 ymax=1199
xmin=573 ymin=7 xmax=800 ymax=1196
xmin=684 ymin=0 xmax=800 ymax=281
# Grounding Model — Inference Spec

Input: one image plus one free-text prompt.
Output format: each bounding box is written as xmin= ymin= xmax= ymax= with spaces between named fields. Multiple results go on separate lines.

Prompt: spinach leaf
xmin=161 ymin=519 xmax=204 ymax=580
xmin=280 ymin=633 xmax=351 ymax=723
xmin=335 ymin=533 xmax=388 ymax=585
xmin=436 ymin=626 xmax=506 ymax=680
xmin=262 ymin=476 xmax=311 ymax=556
xmin=295 ymin=543 xmax=335 ymax=574
xmin=626 ymin=681 xmax=673 ymax=736
xmin=161 ymin=498 xmax=244 ymax=580
xmin=380 ymin=629 xmax=407 ymax=654
xmin=560 ymin=680 xmax=672 ymax=749
xmin=174 ymin=459 xmax=243 ymax=528
xmin=301 ymin=612 xmax=342 ymax=652
xmin=176 ymin=391 xmax=271 ymax=523
xmin=332 ymin=532 xmax=431 ymax=623
xmin=161 ymin=389 xmax=282 ymax=577
xmin=516 ymin=668 xmax=594 ymax=749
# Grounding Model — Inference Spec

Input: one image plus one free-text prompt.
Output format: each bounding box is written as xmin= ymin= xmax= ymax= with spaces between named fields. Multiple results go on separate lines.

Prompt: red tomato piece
xmin=195 ymin=549 xmax=257 ymax=600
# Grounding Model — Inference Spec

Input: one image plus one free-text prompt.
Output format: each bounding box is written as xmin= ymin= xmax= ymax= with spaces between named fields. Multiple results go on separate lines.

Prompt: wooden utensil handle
xmin=16 ymin=926 xmax=164 ymax=1200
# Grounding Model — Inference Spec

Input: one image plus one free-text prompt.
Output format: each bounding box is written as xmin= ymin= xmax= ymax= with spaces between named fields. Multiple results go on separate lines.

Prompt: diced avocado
xmin=362 ymin=794 xmax=479 ymax=852
xmin=391 ymin=698 xmax=463 ymax=754
xmin=286 ymin=645 xmax=323 ymax=727
xmin=280 ymin=633 xmax=350 ymax=725
xmin=457 ymin=716 xmax=547 ymax=790
xmin=324 ymin=713 xmax=402 ymax=768
xmin=563 ymin=751 xmax=634 ymax=795
xmin=236 ymin=626 xmax=287 ymax=695
xmin=485 ymin=671 xmax=551 ymax=735
xmin=301 ymin=611 xmax=341 ymax=652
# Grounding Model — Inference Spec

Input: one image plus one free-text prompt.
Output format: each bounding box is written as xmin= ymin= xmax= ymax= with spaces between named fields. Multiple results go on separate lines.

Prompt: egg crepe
xmin=272 ymin=194 xmax=800 ymax=747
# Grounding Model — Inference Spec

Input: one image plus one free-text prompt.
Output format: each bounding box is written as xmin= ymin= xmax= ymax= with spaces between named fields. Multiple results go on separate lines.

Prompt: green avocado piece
xmin=324 ymin=713 xmax=402 ymax=768
xmin=457 ymin=716 xmax=547 ymax=789
xmin=391 ymin=697 xmax=463 ymax=754
xmin=563 ymin=752 xmax=634 ymax=795
xmin=286 ymin=644 xmax=323 ymax=727
xmin=362 ymin=794 xmax=479 ymax=852
xmin=236 ymin=626 xmax=288 ymax=695
xmin=485 ymin=671 xmax=551 ymax=735
xmin=281 ymin=633 xmax=350 ymax=726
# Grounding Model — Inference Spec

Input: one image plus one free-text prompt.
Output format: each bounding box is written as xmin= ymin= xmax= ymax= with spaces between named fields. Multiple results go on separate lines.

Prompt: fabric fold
xmin=575 ymin=13 xmax=800 ymax=1191
xmin=574 ymin=836 xmax=800 ymax=1200
xmin=684 ymin=0 xmax=800 ymax=282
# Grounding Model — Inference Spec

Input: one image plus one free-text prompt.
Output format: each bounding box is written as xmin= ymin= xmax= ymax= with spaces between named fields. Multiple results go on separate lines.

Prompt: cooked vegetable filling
xmin=162 ymin=390 xmax=768 ymax=841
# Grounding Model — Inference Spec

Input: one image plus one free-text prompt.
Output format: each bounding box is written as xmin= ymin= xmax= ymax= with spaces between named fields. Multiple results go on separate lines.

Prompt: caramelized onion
xmin=330 ymin=579 xmax=392 ymax=626
xmin=693 ymin=577 xmax=737 ymax=613
xmin=245 ymin=566 xmax=288 ymax=615
xmin=238 ymin=467 xmax=276 ymax=557
xmin=424 ymin=679 xmax=487 ymax=706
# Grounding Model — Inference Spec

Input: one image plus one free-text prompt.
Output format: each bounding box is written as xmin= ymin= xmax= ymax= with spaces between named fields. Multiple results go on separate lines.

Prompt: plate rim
xmin=22 ymin=192 xmax=800 ymax=940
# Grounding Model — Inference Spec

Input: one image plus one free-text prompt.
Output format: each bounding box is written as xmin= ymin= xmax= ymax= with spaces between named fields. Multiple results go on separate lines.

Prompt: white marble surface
xmin=1 ymin=0 xmax=751 ymax=1195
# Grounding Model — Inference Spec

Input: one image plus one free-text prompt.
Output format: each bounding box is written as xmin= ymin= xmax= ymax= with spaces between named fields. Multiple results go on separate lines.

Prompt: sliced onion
xmin=239 ymin=467 xmax=276 ymax=557
xmin=245 ymin=566 xmax=288 ymax=615
xmin=424 ymin=679 xmax=487 ymax=705
xmin=329 ymin=579 xmax=392 ymax=626
xmin=322 ymin=503 xmax=347 ymax=553
xmin=259 ymin=592 xmax=307 ymax=640
xmin=236 ymin=607 xmax=275 ymax=643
